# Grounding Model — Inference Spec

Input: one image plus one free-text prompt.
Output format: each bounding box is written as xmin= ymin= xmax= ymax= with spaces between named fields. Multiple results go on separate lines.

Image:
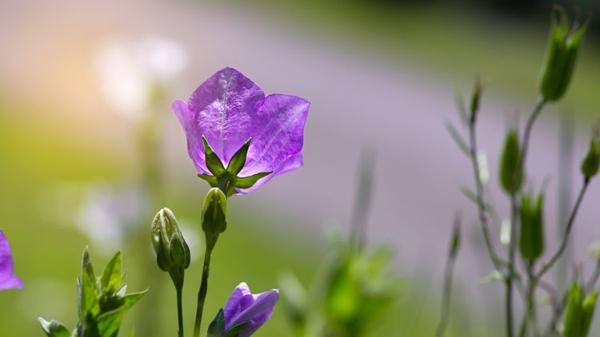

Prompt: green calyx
xmin=539 ymin=11 xmax=587 ymax=102
xmin=198 ymin=137 xmax=271 ymax=197
xmin=563 ymin=283 xmax=598 ymax=337
xmin=499 ymin=129 xmax=523 ymax=196
xmin=518 ymin=192 xmax=545 ymax=263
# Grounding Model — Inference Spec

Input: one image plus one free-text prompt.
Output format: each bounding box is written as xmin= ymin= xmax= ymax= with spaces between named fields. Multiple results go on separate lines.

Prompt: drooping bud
xmin=151 ymin=208 xmax=191 ymax=280
xmin=202 ymin=188 xmax=228 ymax=251
xmin=581 ymin=131 xmax=600 ymax=182
xmin=519 ymin=193 xmax=545 ymax=263
xmin=499 ymin=129 xmax=523 ymax=195
xmin=539 ymin=11 xmax=587 ymax=102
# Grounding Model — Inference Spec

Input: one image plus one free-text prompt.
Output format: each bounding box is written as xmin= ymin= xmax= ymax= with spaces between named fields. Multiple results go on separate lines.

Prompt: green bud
xmin=564 ymin=283 xmax=586 ymax=337
xmin=469 ymin=77 xmax=483 ymax=125
xmin=151 ymin=208 xmax=191 ymax=274
xmin=519 ymin=193 xmax=545 ymax=263
xmin=539 ymin=12 xmax=587 ymax=102
xmin=581 ymin=134 xmax=600 ymax=182
xmin=202 ymin=188 xmax=228 ymax=250
xmin=499 ymin=129 xmax=523 ymax=195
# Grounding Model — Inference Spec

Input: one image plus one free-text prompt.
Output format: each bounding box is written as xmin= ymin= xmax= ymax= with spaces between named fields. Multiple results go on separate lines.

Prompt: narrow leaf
xmin=445 ymin=121 xmax=469 ymax=156
xmin=100 ymin=252 xmax=123 ymax=295
xmin=39 ymin=318 xmax=70 ymax=337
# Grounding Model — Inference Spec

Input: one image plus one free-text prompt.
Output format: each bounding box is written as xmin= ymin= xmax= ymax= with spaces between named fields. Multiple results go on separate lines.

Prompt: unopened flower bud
xmin=581 ymin=133 xmax=600 ymax=182
xmin=539 ymin=12 xmax=587 ymax=102
xmin=469 ymin=77 xmax=483 ymax=125
xmin=151 ymin=208 xmax=191 ymax=275
xmin=519 ymin=193 xmax=545 ymax=262
xmin=202 ymin=188 xmax=228 ymax=250
xmin=563 ymin=283 xmax=597 ymax=337
xmin=499 ymin=129 xmax=523 ymax=195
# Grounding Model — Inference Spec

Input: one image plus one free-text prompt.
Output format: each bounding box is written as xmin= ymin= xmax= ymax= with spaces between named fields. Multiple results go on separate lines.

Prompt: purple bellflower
xmin=172 ymin=67 xmax=309 ymax=195
xmin=0 ymin=231 xmax=22 ymax=290
xmin=223 ymin=282 xmax=279 ymax=337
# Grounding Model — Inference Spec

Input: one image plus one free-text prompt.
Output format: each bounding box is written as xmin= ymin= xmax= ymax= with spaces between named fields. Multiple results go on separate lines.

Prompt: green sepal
xmin=227 ymin=138 xmax=252 ymax=175
xmin=207 ymin=309 xmax=249 ymax=337
xmin=235 ymin=172 xmax=272 ymax=189
xmin=198 ymin=173 xmax=218 ymax=187
xmin=519 ymin=193 xmax=545 ymax=262
xmin=207 ymin=309 xmax=226 ymax=337
xmin=203 ymin=137 xmax=226 ymax=176
xmin=498 ymin=129 xmax=523 ymax=195
xmin=39 ymin=318 xmax=70 ymax=337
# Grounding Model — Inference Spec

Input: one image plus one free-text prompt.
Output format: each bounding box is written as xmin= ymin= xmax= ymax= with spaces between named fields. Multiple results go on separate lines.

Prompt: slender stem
xmin=194 ymin=244 xmax=214 ymax=337
xmin=177 ymin=284 xmax=185 ymax=337
xmin=505 ymin=196 xmax=519 ymax=337
xmin=468 ymin=123 xmax=507 ymax=268
xmin=536 ymin=180 xmax=589 ymax=279
xmin=518 ymin=265 xmax=539 ymax=337
xmin=520 ymin=99 xmax=546 ymax=167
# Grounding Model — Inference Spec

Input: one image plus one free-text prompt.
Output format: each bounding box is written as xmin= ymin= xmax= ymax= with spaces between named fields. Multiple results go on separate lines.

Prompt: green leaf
xmin=227 ymin=138 xmax=252 ymax=175
xmin=207 ymin=309 xmax=226 ymax=337
xmin=96 ymin=310 xmax=124 ymax=337
xmin=203 ymin=137 xmax=226 ymax=176
xmin=453 ymin=88 xmax=468 ymax=125
xmin=100 ymin=252 xmax=123 ymax=295
xmin=38 ymin=318 xmax=70 ymax=337
xmin=78 ymin=248 xmax=100 ymax=323
xmin=198 ymin=173 xmax=218 ymax=186
xmin=121 ymin=290 xmax=148 ymax=310
xmin=235 ymin=172 xmax=271 ymax=189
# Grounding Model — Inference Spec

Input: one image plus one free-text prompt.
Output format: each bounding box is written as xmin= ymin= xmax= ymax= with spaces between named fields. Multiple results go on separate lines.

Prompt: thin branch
xmin=536 ymin=180 xmax=590 ymax=279
xmin=468 ymin=123 xmax=508 ymax=268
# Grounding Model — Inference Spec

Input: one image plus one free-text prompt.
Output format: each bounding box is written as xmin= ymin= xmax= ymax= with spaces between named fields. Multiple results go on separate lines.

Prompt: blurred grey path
xmin=2 ymin=0 xmax=600 ymax=298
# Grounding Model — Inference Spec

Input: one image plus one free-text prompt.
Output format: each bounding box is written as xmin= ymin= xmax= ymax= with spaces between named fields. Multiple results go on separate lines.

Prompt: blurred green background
xmin=1 ymin=0 xmax=600 ymax=337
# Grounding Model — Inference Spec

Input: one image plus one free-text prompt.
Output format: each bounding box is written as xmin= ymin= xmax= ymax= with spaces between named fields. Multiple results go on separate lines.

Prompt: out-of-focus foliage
xmin=280 ymin=236 xmax=398 ymax=337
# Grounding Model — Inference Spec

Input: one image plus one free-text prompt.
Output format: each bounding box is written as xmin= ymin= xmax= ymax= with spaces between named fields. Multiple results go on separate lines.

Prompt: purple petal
xmin=239 ymin=94 xmax=309 ymax=177
xmin=226 ymin=288 xmax=279 ymax=333
xmin=0 ymin=231 xmax=22 ymax=290
xmin=184 ymin=67 xmax=265 ymax=165
xmin=224 ymin=282 xmax=253 ymax=325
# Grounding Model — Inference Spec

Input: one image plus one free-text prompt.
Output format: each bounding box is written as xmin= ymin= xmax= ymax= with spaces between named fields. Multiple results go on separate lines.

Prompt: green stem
xmin=177 ymin=283 xmax=185 ymax=337
xmin=193 ymin=242 xmax=215 ymax=337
